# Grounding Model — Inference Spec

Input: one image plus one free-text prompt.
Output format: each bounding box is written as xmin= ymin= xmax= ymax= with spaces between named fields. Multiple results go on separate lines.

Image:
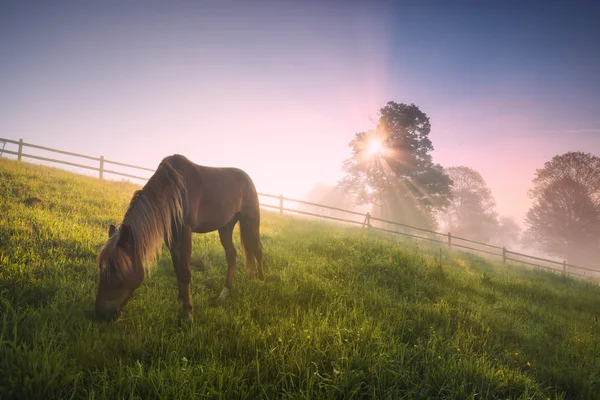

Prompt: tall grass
xmin=1 ymin=157 xmax=599 ymax=399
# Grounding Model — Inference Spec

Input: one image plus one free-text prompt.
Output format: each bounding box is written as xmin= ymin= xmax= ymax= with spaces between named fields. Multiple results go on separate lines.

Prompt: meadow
xmin=1 ymin=157 xmax=599 ymax=399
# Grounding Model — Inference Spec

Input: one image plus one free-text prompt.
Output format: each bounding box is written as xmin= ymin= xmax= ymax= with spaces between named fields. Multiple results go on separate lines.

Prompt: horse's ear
xmin=108 ymin=224 xmax=116 ymax=238
xmin=117 ymin=224 xmax=132 ymax=249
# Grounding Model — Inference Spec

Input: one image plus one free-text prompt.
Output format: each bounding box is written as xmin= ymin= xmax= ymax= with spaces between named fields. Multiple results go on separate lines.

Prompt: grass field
xmin=1 ymin=157 xmax=600 ymax=399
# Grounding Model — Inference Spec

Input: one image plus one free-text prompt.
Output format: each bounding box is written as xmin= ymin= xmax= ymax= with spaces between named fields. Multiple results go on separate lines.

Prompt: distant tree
xmin=523 ymin=152 xmax=600 ymax=267
xmin=439 ymin=166 xmax=498 ymax=241
xmin=491 ymin=216 xmax=522 ymax=248
xmin=337 ymin=101 xmax=452 ymax=229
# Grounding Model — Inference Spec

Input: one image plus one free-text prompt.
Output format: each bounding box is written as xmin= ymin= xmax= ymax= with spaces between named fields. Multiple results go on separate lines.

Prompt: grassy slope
xmin=1 ymin=157 xmax=599 ymax=400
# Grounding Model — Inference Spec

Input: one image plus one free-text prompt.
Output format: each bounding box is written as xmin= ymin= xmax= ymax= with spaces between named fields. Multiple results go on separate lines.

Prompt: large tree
xmin=439 ymin=166 xmax=498 ymax=241
xmin=523 ymin=152 xmax=600 ymax=267
xmin=337 ymin=101 xmax=452 ymax=229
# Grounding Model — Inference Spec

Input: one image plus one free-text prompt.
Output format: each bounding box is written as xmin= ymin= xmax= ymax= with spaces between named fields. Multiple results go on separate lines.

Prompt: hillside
xmin=1 ymin=157 xmax=599 ymax=399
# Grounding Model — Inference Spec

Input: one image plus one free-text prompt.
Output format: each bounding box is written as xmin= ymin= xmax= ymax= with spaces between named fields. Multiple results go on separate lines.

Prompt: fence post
xmin=17 ymin=139 xmax=23 ymax=161
xmin=502 ymin=247 xmax=507 ymax=264
xmin=99 ymin=155 xmax=104 ymax=179
xmin=563 ymin=260 xmax=566 ymax=273
xmin=279 ymin=194 xmax=283 ymax=215
xmin=448 ymin=232 xmax=452 ymax=249
xmin=363 ymin=212 xmax=371 ymax=228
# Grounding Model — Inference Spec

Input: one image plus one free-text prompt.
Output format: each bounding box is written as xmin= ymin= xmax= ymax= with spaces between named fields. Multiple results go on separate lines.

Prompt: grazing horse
xmin=94 ymin=154 xmax=264 ymax=322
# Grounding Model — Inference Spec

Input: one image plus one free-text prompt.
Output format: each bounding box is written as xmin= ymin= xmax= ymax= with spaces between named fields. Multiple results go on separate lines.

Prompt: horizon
xmin=2 ymin=0 xmax=600 ymax=228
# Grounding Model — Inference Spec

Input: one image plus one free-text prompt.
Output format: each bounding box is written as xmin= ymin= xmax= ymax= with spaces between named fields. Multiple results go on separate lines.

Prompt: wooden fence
xmin=1 ymin=137 xmax=598 ymax=280
xmin=0 ymin=138 xmax=154 ymax=181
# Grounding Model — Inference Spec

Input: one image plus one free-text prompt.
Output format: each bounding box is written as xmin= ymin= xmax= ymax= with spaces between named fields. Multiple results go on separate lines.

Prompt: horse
xmin=94 ymin=154 xmax=264 ymax=322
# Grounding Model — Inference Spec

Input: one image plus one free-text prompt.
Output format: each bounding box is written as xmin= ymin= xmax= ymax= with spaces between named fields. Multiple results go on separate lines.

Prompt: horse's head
xmin=94 ymin=224 xmax=144 ymax=321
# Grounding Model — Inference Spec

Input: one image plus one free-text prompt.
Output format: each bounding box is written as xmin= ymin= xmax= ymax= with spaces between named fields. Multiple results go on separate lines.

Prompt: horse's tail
xmin=239 ymin=214 xmax=263 ymax=279
xmin=239 ymin=179 xmax=264 ymax=279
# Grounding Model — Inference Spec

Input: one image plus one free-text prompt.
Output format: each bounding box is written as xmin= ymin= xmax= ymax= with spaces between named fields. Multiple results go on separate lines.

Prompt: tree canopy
xmin=337 ymin=101 xmax=452 ymax=229
xmin=523 ymin=152 xmax=600 ymax=266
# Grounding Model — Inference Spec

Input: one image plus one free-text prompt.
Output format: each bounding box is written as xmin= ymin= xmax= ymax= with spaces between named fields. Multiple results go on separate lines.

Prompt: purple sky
xmin=1 ymin=0 xmax=599 ymax=225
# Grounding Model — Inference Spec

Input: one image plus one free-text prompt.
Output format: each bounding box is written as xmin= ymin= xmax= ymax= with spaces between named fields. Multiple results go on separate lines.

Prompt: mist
xmin=2 ymin=0 xmax=599 ymax=268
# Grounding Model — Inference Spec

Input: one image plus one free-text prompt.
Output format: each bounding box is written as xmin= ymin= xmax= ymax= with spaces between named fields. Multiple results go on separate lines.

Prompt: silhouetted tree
xmin=491 ymin=216 xmax=522 ymax=248
xmin=523 ymin=152 xmax=600 ymax=267
xmin=337 ymin=101 xmax=452 ymax=229
xmin=439 ymin=166 xmax=498 ymax=241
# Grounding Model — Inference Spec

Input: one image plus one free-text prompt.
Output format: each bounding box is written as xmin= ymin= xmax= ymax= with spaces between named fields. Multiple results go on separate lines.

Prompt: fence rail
xmin=1 ymin=138 xmax=153 ymax=181
xmin=1 ymin=137 xmax=598 ymax=280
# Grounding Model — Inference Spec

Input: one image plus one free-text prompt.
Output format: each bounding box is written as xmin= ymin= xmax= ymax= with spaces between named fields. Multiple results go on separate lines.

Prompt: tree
xmin=438 ymin=166 xmax=498 ymax=241
xmin=492 ymin=216 xmax=522 ymax=248
xmin=523 ymin=152 xmax=600 ymax=267
xmin=337 ymin=101 xmax=452 ymax=229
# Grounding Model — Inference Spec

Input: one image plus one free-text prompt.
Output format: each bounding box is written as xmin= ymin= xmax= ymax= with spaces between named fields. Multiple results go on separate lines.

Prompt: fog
xmin=2 ymin=1 xmax=599 ymax=269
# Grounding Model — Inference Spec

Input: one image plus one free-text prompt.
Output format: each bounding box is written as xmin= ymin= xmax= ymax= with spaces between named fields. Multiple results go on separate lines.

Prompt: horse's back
xmin=163 ymin=154 xmax=254 ymax=186
xmin=160 ymin=154 xmax=259 ymax=231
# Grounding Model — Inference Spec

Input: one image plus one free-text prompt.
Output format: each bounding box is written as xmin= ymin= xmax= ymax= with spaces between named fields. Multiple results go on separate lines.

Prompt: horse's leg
xmin=255 ymin=239 xmax=264 ymax=281
xmin=217 ymin=219 xmax=237 ymax=300
xmin=168 ymin=226 xmax=193 ymax=321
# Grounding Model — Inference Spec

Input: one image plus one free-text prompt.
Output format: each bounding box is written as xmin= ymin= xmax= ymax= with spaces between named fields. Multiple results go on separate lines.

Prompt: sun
xmin=366 ymin=139 xmax=382 ymax=156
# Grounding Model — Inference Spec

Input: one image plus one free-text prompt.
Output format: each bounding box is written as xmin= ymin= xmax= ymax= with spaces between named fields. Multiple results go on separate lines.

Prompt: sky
xmin=1 ymin=0 xmax=599 ymax=226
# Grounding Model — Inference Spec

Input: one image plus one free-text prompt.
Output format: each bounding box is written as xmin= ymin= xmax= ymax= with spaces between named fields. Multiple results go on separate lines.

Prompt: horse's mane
xmin=98 ymin=156 xmax=187 ymax=277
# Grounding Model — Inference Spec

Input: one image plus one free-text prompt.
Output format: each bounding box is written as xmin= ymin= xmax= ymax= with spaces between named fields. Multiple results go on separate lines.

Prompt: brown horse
xmin=94 ymin=154 xmax=264 ymax=322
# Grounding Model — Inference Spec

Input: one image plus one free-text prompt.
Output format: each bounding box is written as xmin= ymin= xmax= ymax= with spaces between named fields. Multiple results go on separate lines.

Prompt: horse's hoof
xmin=217 ymin=287 xmax=230 ymax=301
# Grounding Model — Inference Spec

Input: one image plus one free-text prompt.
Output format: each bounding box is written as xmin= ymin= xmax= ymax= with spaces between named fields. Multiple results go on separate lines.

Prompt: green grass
xmin=1 ymin=157 xmax=600 ymax=399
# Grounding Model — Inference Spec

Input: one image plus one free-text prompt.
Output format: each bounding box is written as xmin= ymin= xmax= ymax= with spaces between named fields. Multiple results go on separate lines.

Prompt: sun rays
xmin=349 ymin=129 xmax=448 ymax=224
xmin=366 ymin=138 xmax=382 ymax=156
